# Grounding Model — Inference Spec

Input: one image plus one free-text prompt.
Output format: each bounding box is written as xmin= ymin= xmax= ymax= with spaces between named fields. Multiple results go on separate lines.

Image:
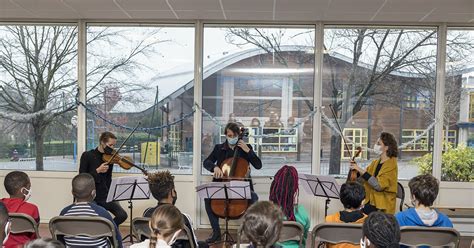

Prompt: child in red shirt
xmin=1 ymin=171 xmax=39 ymax=248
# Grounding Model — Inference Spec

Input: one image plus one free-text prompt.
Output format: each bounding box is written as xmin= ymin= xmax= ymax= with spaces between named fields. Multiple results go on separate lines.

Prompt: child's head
xmin=340 ymin=182 xmax=366 ymax=210
xmin=269 ymin=165 xmax=299 ymax=221
xmin=149 ymin=204 xmax=184 ymax=248
xmin=0 ymin=202 xmax=9 ymax=245
xmin=362 ymin=212 xmax=400 ymax=248
xmin=148 ymin=171 xmax=177 ymax=204
xmin=408 ymin=174 xmax=439 ymax=207
xmin=4 ymin=171 xmax=31 ymax=200
xmin=241 ymin=201 xmax=284 ymax=248
xmin=72 ymin=173 xmax=96 ymax=202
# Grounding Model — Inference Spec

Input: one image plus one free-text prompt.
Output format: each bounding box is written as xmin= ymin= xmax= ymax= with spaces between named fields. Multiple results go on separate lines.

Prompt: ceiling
xmin=0 ymin=0 xmax=473 ymax=23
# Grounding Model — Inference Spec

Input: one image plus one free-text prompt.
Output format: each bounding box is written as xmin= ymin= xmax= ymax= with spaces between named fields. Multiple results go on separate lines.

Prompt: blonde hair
xmin=149 ymin=204 xmax=184 ymax=248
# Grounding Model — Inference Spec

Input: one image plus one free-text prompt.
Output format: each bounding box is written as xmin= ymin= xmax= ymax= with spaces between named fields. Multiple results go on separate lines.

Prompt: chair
xmin=9 ymin=213 xmax=40 ymax=238
xmin=176 ymin=226 xmax=195 ymax=248
xmin=278 ymin=221 xmax=305 ymax=247
xmin=396 ymin=182 xmax=405 ymax=212
xmin=400 ymin=226 xmax=460 ymax=248
xmin=311 ymin=223 xmax=363 ymax=248
xmin=49 ymin=216 xmax=119 ymax=248
xmin=131 ymin=217 xmax=151 ymax=240
xmin=236 ymin=221 xmax=305 ymax=248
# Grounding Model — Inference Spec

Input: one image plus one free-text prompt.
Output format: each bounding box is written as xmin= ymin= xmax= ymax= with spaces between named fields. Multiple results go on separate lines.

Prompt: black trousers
xmin=204 ymin=191 xmax=259 ymax=234
xmin=97 ymin=201 xmax=128 ymax=226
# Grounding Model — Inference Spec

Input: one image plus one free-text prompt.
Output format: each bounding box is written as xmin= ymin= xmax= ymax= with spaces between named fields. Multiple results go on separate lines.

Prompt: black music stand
xmin=299 ymin=174 xmax=341 ymax=217
xmin=107 ymin=176 xmax=150 ymax=244
xmin=196 ymin=181 xmax=251 ymax=246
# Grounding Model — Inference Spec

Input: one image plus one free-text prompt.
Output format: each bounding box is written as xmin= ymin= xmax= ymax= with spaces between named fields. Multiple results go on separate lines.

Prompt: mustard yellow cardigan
xmin=360 ymin=157 xmax=398 ymax=214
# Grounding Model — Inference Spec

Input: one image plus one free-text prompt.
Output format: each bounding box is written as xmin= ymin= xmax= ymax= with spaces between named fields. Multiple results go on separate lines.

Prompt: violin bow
xmin=328 ymin=104 xmax=354 ymax=159
xmin=106 ymin=122 xmax=141 ymax=164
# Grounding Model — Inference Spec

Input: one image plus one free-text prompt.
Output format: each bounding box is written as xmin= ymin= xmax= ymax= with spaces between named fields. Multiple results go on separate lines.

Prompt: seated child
xmin=1 ymin=171 xmax=39 ymax=247
xmin=396 ymin=174 xmax=452 ymax=228
xmin=325 ymin=182 xmax=367 ymax=248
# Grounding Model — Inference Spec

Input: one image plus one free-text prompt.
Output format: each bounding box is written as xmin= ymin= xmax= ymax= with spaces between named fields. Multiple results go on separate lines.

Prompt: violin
xmin=347 ymin=147 xmax=362 ymax=182
xmin=102 ymin=122 xmax=148 ymax=176
xmin=103 ymin=150 xmax=148 ymax=175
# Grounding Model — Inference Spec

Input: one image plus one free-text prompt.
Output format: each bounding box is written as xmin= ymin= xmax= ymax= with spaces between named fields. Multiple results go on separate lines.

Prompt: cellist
xmin=203 ymin=122 xmax=262 ymax=244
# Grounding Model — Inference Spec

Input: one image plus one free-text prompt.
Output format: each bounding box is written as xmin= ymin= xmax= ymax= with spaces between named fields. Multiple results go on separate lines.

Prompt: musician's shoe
xmin=205 ymin=232 xmax=221 ymax=243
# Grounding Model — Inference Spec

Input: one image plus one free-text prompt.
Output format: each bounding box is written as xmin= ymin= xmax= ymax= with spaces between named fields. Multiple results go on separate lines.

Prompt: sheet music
xmin=196 ymin=181 xmax=251 ymax=200
xmin=299 ymin=174 xmax=341 ymax=199
xmin=106 ymin=176 xmax=150 ymax=203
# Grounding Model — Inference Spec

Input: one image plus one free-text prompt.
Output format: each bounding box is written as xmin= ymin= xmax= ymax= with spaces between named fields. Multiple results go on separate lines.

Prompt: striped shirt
xmin=60 ymin=202 xmax=122 ymax=248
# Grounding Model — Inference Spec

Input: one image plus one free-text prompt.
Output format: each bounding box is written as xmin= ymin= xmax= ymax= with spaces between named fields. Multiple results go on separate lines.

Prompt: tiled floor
xmin=37 ymin=224 xmax=473 ymax=248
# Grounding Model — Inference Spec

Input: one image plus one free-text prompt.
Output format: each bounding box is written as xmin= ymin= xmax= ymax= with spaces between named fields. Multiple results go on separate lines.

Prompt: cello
xmin=328 ymin=104 xmax=361 ymax=182
xmin=210 ymin=127 xmax=250 ymax=219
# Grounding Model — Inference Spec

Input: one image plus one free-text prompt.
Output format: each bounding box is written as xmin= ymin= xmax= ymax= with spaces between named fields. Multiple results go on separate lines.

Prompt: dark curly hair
xmin=408 ymin=174 xmax=439 ymax=207
xmin=339 ymin=182 xmax=365 ymax=209
xmin=147 ymin=171 xmax=175 ymax=201
xmin=380 ymin=132 xmax=398 ymax=158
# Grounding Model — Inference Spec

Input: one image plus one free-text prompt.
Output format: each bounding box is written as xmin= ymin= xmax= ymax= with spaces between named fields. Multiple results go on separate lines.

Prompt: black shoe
xmin=206 ymin=231 xmax=221 ymax=243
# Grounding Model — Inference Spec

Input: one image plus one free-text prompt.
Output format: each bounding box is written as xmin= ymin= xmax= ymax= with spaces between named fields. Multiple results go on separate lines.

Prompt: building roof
xmin=110 ymin=45 xmax=471 ymax=114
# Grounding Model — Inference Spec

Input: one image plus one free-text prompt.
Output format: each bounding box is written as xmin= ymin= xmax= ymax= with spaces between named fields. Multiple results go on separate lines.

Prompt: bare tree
xmin=0 ymin=25 xmax=164 ymax=170
xmin=225 ymin=27 xmax=473 ymax=174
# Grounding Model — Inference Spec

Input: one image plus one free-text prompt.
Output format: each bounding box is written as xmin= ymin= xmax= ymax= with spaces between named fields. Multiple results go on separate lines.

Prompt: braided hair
xmin=269 ymin=165 xmax=299 ymax=221
xmin=362 ymin=212 xmax=400 ymax=248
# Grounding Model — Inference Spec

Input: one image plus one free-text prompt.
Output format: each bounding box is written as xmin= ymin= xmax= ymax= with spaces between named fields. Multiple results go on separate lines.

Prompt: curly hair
xmin=241 ymin=201 xmax=284 ymax=248
xmin=408 ymin=174 xmax=439 ymax=207
xmin=147 ymin=171 xmax=175 ymax=201
xmin=380 ymin=132 xmax=398 ymax=158
xmin=363 ymin=212 xmax=400 ymax=248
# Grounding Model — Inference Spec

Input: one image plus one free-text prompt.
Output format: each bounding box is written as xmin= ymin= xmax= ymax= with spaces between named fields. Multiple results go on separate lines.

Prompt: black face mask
xmin=172 ymin=190 xmax=178 ymax=205
xmin=104 ymin=145 xmax=114 ymax=155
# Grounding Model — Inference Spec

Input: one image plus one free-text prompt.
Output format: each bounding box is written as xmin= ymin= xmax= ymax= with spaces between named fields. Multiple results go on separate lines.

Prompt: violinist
xmin=350 ymin=132 xmax=399 ymax=215
xmin=79 ymin=131 xmax=128 ymax=226
xmin=203 ymin=122 xmax=262 ymax=244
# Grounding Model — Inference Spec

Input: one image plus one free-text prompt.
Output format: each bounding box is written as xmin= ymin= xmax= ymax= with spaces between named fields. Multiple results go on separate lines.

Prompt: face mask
xmin=155 ymin=230 xmax=181 ymax=247
xmin=22 ymin=188 xmax=32 ymax=202
xmin=168 ymin=230 xmax=181 ymax=246
xmin=91 ymin=190 xmax=97 ymax=201
xmin=227 ymin=137 xmax=238 ymax=145
xmin=172 ymin=190 xmax=177 ymax=205
xmin=3 ymin=220 xmax=10 ymax=245
xmin=360 ymin=237 xmax=370 ymax=248
xmin=373 ymin=144 xmax=383 ymax=155
xmin=104 ymin=145 xmax=114 ymax=155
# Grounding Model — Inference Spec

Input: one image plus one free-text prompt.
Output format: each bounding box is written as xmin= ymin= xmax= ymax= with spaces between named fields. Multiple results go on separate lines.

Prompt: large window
xmin=0 ymin=24 xmax=78 ymax=171
xmin=86 ymin=25 xmax=194 ymax=174
xmin=201 ymin=26 xmax=315 ymax=176
xmin=442 ymin=29 xmax=474 ymax=182
xmin=470 ymin=93 xmax=474 ymax=122
xmin=321 ymin=27 xmax=438 ymax=180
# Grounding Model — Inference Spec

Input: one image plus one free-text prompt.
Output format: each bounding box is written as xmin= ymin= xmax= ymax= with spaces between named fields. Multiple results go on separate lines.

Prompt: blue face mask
xmin=227 ymin=137 xmax=238 ymax=145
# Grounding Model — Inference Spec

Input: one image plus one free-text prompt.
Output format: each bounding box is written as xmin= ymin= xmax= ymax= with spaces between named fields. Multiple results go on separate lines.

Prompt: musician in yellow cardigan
xmin=350 ymin=132 xmax=398 ymax=214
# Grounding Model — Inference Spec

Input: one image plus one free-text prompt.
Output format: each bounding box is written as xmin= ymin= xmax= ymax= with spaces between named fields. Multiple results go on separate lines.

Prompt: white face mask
xmin=373 ymin=144 xmax=383 ymax=155
xmin=3 ymin=220 xmax=10 ymax=245
xmin=360 ymin=237 xmax=370 ymax=248
xmin=155 ymin=230 xmax=181 ymax=247
xmin=21 ymin=188 xmax=32 ymax=202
